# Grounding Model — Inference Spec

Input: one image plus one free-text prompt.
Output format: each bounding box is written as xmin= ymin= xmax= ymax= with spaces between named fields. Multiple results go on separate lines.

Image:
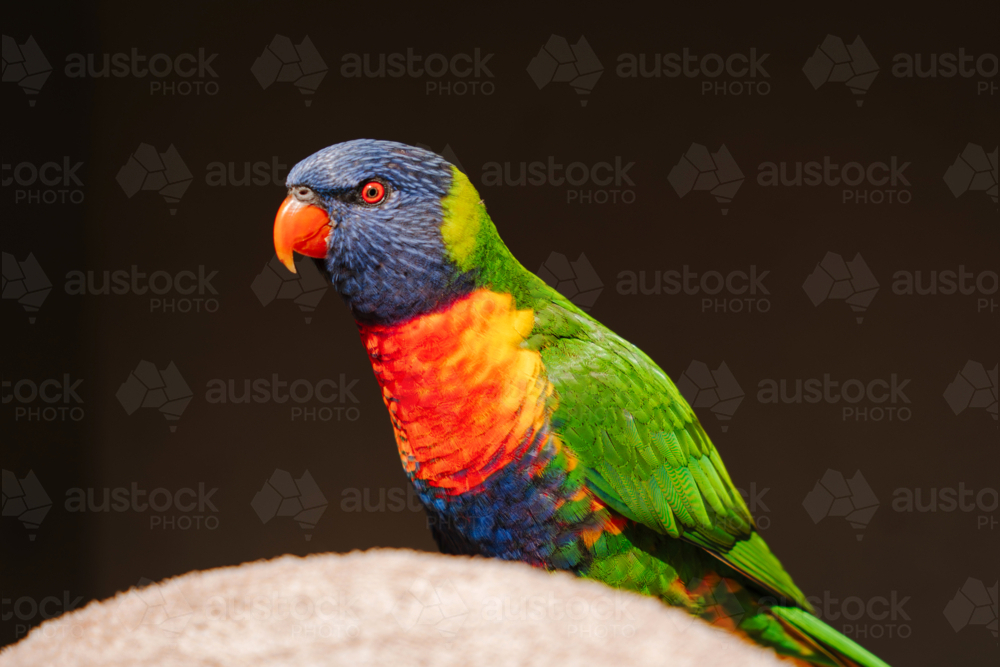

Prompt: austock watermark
xmin=116 ymin=360 xmax=193 ymax=431
xmin=527 ymin=35 xmax=602 ymax=106
xmin=667 ymin=143 xmax=744 ymax=214
xmin=3 ymin=374 xmax=84 ymax=422
xmin=3 ymin=591 xmax=85 ymax=640
xmin=114 ymin=578 xmax=194 ymax=635
xmin=801 ymin=590 xmax=912 ymax=640
xmin=803 ymin=252 xmax=879 ymax=323
xmin=803 ymin=35 xmax=879 ymax=106
xmin=252 ymin=35 xmax=327 ymax=106
xmin=2 ymin=34 xmax=52 ymax=106
xmin=536 ymin=252 xmax=603 ymax=311
xmin=757 ymin=374 xmax=912 ymax=422
xmin=1 ymin=469 xmax=52 ymax=540
xmin=677 ymin=360 xmax=745 ymax=433
xmin=205 ymin=589 xmax=362 ymax=639
xmin=3 ymin=157 xmax=84 ymax=204
xmin=757 ymin=155 xmax=912 ymax=204
xmin=803 ymin=469 xmax=879 ymax=541
xmin=64 ymin=265 xmax=221 ymax=314
xmin=479 ymin=156 xmax=636 ymax=204
xmin=251 ymin=255 xmax=330 ymax=324
xmin=482 ymin=589 xmax=636 ymax=639
xmin=205 ymin=373 xmax=361 ymax=422
xmin=892 ymin=267 xmax=997 ymax=314
xmin=617 ymin=265 xmax=771 ymax=314
xmin=944 ymin=143 xmax=998 ymax=205
xmin=944 ymin=361 xmax=997 ymax=422
xmin=2 ymin=252 xmax=51 ymax=323
xmin=251 ymin=469 xmax=328 ymax=541
xmin=892 ymin=484 xmax=997 ymax=529
xmin=892 ymin=49 xmax=998 ymax=95
xmin=341 ymin=47 xmax=495 ymax=96
xmin=65 ymin=482 xmax=220 ymax=530
xmin=617 ymin=47 xmax=771 ymax=97
xmin=944 ymin=578 xmax=998 ymax=637
xmin=64 ymin=47 xmax=219 ymax=96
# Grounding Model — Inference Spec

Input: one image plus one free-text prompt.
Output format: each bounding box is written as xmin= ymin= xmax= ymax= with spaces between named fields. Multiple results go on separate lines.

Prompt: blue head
xmin=275 ymin=139 xmax=477 ymax=324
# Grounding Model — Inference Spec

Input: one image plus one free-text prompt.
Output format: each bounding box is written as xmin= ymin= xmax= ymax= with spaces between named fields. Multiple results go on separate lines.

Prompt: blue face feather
xmin=286 ymin=140 xmax=473 ymax=324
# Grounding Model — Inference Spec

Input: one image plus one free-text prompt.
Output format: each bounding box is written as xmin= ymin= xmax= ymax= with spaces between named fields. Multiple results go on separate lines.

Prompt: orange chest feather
xmin=357 ymin=290 xmax=552 ymax=493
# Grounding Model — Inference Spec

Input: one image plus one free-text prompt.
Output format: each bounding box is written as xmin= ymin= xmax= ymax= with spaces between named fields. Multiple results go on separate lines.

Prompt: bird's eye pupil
xmin=361 ymin=180 xmax=386 ymax=204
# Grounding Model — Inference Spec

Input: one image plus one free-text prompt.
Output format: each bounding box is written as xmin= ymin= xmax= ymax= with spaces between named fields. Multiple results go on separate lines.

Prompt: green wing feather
xmin=531 ymin=294 xmax=811 ymax=611
xmin=772 ymin=607 xmax=891 ymax=667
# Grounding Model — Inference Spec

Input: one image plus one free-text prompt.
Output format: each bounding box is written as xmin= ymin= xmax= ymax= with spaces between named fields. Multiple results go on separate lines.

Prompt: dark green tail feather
xmin=771 ymin=606 xmax=891 ymax=667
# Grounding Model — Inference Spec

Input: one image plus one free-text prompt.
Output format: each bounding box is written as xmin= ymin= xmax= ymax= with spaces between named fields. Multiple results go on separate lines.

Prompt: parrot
xmin=271 ymin=139 xmax=890 ymax=667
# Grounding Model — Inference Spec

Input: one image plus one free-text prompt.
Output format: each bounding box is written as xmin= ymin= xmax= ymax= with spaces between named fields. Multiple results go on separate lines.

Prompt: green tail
xmin=772 ymin=606 xmax=891 ymax=667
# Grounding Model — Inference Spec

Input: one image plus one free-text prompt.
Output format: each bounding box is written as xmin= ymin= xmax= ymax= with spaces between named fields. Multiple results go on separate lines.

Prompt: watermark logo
xmin=205 ymin=373 xmax=361 ymax=422
xmin=341 ymin=48 xmax=494 ymax=96
xmin=2 ymin=252 xmax=51 ymax=323
xmin=392 ymin=578 xmax=470 ymax=642
xmin=251 ymin=254 xmax=330 ymax=324
xmin=65 ymin=47 xmax=219 ymax=96
xmin=892 ymin=484 xmax=997 ymax=530
xmin=114 ymin=578 xmax=194 ymax=635
xmin=65 ymin=482 xmax=218 ymax=529
xmin=616 ymin=265 xmax=771 ymax=315
xmin=803 ymin=469 xmax=878 ymax=541
xmin=482 ymin=588 xmax=635 ymax=639
xmin=536 ymin=252 xmax=603 ymax=311
xmin=204 ymin=156 xmax=287 ymax=187
xmin=893 ymin=50 xmax=998 ymax=95
xmin=944 ymin=578 xmax=998 ymax=636
xmin=3 ymin=591 xmax=84 ymax=640
xmin=251 ymin=469 xmax=328 ymax=541
xmin=4 ymin=374 xmax=85 ymax=423
xmin=943 ymin=143 xmax=998 ymax=204
xmin=1 ymin=35 xmax=51 ymax=106
xmin=480 ymin=156 xmax=635 ymax=204
xmin=805 ymin=590 xmax=912 ymax=640
xmin=667 ymin=144 xmax=744 ymax=214
xmin=251 ymin=35 xmax=327 ymax=107
xmin=803 ymin=35 xmax=878 ymax=106
xmin=677 ymin=361 xmax=744 ymax=433
xmin=891 ymin=266 xmax=997 ymax=314
xmin=116 ymin=143 xmax=192 ymax=214
xmin=1 ymin=469 xmax=51 ymax=540
xmin=757 ymin=156 xmax=911 ymax=204
xmin=3 ymin=157 xmax=85 ymax=204
xmin=617 ymin=48 xmax=771 ymax=97
xmin=944 ymin=361 xmax=998 ymax=422
xmin=116 ymin=361 xmax=192 ymax=431
xmin=527 ymin=35 xmax=602 ymax=106
xmin=758 ymin=374 xmax=911 ymax=423
xmin=64 ymin=265 xmax=221 ymax=314
xmin=802 ymin=252 xmax=879 ymax=323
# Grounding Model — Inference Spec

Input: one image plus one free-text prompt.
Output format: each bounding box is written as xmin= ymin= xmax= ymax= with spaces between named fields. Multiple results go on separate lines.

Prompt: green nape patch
xmin=440 ymin=166 xmax=482 ymax=272
xmin=438 ymin=165 xmax=594 ymax=319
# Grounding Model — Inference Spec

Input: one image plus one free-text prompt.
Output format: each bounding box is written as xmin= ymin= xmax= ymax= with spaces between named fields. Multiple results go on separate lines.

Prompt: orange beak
xmin=273 ymin=196 xmax=332 ymax=273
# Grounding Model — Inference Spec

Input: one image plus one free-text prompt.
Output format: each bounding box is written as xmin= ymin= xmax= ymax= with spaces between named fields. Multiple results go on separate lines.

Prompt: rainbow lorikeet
xmin=272 ymin=140 xmax=890 ymax=667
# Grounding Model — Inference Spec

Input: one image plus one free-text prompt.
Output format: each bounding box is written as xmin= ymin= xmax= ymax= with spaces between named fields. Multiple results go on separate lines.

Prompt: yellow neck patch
xmin=440 ymin=166 xmax=482 ymax=272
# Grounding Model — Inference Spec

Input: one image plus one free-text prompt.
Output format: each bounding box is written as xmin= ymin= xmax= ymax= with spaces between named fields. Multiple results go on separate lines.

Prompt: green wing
xmin=531 ymin=294 xmax=810 ymax=611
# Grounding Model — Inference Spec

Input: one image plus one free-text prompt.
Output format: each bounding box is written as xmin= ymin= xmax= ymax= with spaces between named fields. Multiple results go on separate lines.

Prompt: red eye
xmin=361 ymin=181 xmax=386 ymax=204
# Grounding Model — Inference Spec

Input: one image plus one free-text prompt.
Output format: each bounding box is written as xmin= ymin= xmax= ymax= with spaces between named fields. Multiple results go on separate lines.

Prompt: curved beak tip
xmin=273 ymin=195 xmax=331 ymax=275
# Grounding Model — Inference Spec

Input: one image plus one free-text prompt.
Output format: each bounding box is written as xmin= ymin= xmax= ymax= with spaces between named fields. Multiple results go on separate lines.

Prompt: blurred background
xmin=2 ymin=2 xmax=996 ymax=664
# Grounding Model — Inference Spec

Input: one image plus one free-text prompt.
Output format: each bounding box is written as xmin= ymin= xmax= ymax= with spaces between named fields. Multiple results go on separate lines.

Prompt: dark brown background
xmin=3 ymin=2 xmax=997 ymax=665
